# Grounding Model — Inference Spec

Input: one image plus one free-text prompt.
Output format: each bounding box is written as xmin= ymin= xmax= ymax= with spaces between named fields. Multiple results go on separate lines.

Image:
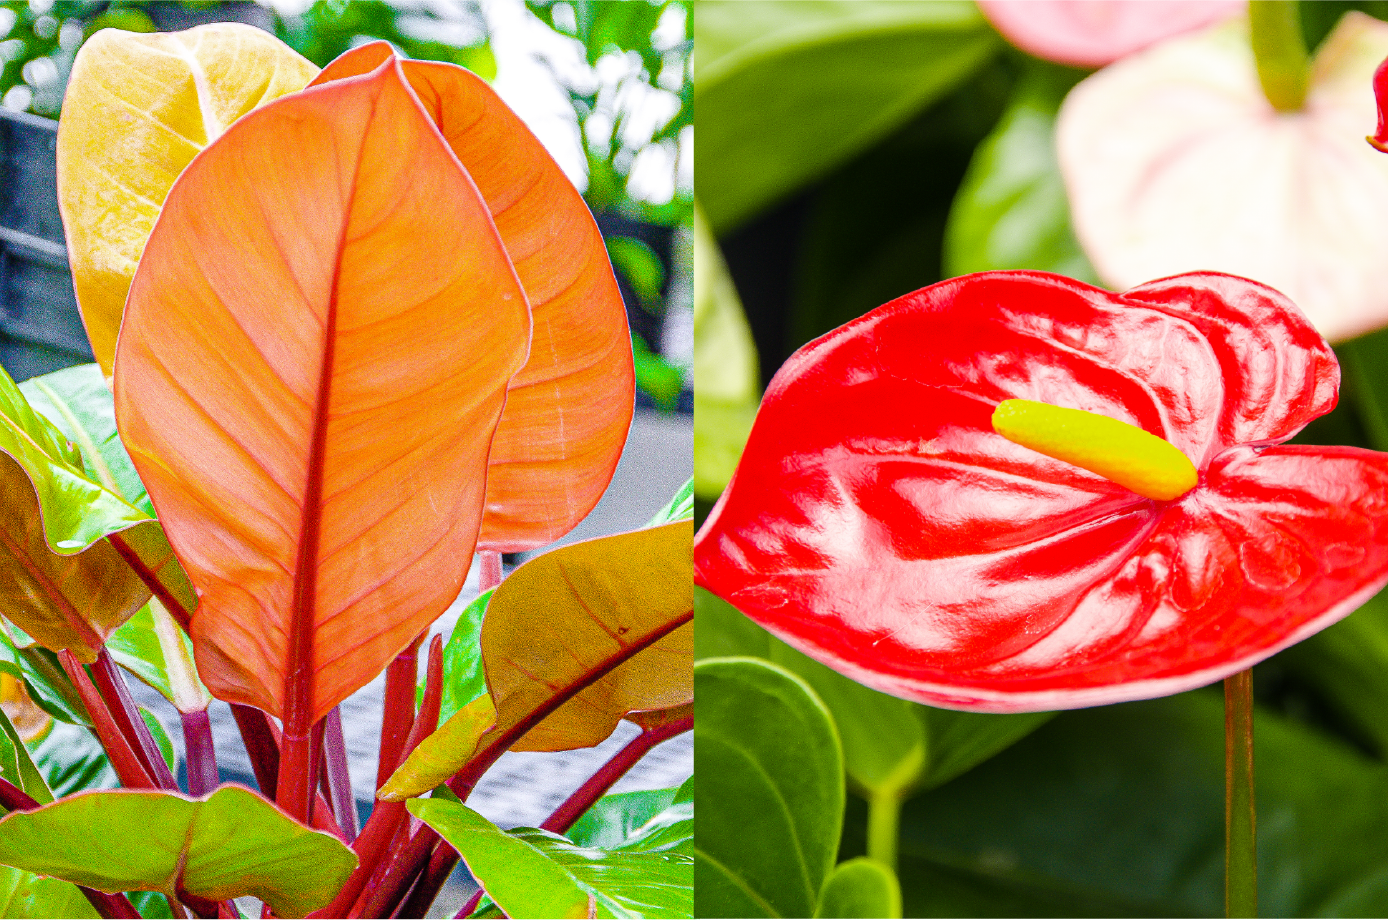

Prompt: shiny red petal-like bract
xmin=310 ymin=44 xmax=634 ymax=552
xmin=1372 ymin=55 xmax=1388 ymax=153
xmin=694 ymin=271 xmax=1388 ymax=712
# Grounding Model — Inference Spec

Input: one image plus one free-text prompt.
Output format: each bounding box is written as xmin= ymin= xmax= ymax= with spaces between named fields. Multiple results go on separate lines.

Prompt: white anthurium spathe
xmin=1057 ymin=12 xmax=1388 ymax=343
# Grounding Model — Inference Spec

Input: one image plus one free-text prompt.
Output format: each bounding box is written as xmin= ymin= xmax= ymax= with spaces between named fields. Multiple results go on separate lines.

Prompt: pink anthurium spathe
xmin=1058 ymin=13 xmax=1388 ymax=343
xmin=693 ymin=271 xmax=1388 ymax=713
xmin=978 ymin=0 xmax=1244 ymax=68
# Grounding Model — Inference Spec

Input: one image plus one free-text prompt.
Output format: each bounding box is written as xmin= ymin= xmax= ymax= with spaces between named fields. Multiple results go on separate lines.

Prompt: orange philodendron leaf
xmin=311 ymin=44 xmax=635 ymax=552
xmin=112 ymin=53 xmax=531 ymax=785
xmin=378 ymin=521 xmax=693 ymax=801
xmin=57 ymin=24 xmax=318 ymax=376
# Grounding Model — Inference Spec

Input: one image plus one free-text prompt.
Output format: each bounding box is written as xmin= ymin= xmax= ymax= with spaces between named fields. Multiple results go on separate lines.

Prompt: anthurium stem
xmin=868 ymin=791 xmax=901 ymax=871
xmin=322 ymin=706 xmax=359 ymax=841
xmin=182 ymin=709 xmax=219 ymax=796
xmin=1225 ymin=669 xmax=1257 ymax=918
xmin=540 ymin=714 xmax=694 ymax=834
xmin=1249 ymin=0 xmax=1309 ymax=112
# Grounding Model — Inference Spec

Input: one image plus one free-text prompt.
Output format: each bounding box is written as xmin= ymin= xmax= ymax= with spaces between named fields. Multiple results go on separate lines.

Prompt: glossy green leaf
xmin=27 ymin=721 xmax=115 ymax=798
xmin=695 ymin=657 xmax=843 ymax=919
xmin=409 ymin=798 xmax=693 ymax=919
xmin=943 ymin=60 xmax=1100 ymax=282
xmin=851 ymin=691 xmax=1388 ymax=917
xmin=0 ymin=366 xmax=190 ymax=662
xmin=0 ymin=865 xmax=98 ymax=920
xmin=137 ymin=708 xmax=176 ymax=776
xmin=693 ymin=587 xmax=772 ymax=661
xmin=693 ymin=204 xmax=759 ymax=499
xmin=696 ymin=0 xmax=997 ymax=233
xmin=0 ymin=786 xmax=357 ymax=918
xmin=127 ymin=890 xmax=175 ymax=919
xmin=0 ymin=626 xmax=88 ymax=726
xmin=438 ymin=589 xmax=493 ymax=725
xmin=614 ymin=780 xmax=693 ymax=857
xmin=815 ymin=858 xmax=901 ymax=919
xmin=647 ymin=479 xmax=695 ymax=527
xmin=106 ymin=603 xmax=211 ymax=715
xmin=0 ymin=706 xmax=51 ymax=808
xmin=21 ymin=364 xmax=154 ymax=516
xmin=567 ymin=787 xmax=680 ymax=850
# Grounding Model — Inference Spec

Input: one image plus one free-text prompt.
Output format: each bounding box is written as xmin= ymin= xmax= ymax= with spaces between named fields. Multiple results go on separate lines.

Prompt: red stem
xmin=377 ymin=634 xmax=424 ymax=791
xmin=454 ymin=888 xmax=484 ymax=920
xmin=540 ymin=714 xmax=693 ymax=835
xmin=277 ymin=715 xmax=323 ymax=827
xmin=106 ymin=531 xmax=193 ymax=633
xmin=401 ymin=840 xmax=458 ymax=918
xmin=357 ymin=827 xmax=437 ymax=919
xmin=58 ymin=650 xmax=156 ymax=789
xmin=182 ymin=709 xmax=219 ymax=797
xmin=92 ymin=649 xmax=177 ymax=790
xmin=229 ymin=704 xmax=344 ymax=839
xmin=0 ymin=777 xmax=142 ymax=919
xmin=317 ymin=636 xmax=444 ymax=919
xmin=478 ymin=552 xmax=503 ymax=592
xmin=322 ymin=706 xmax=359 ymax=841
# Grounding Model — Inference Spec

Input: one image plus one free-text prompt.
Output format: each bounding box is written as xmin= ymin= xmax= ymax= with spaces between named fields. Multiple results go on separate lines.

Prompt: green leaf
xmin=0 ymin=706 xmax=52 ymax=807
xmin=106 ymin=602 xmax=212 ymax=714
xmin=0 ymin=786 xmax=357 ymax=918
xmin=0 ymin=864 xmax=98 ymax=920
xmin=0 ymin=365 xmax=192 ymax=662
xmin=693 ymin=203 xmax=759 ymax=499
xmin=26 ymin=720 xmax=115 ymax=798
xmin=0 ymin=625 xmax=89 ymax=726
xmin=127 ymin=890 xmax=175 ymax=919
xmin=633 ymin=336 xmax=686 ymax=410
xmin=615 ymin=779 xmax=693 ymax=857
xmin=137 ymin=707 xmax=176 ymax=775
xmin=856 ymin=691 xmax=1388 ymax=917
xmin=696 ymin=1 xmax=998 ymax=233
xmin=20 ymin=364 xmax=154 ymax=515
xmin=693 ymin=588 xmax=772 ymax=661
xmin=647 ymin=479 xmax=694 ymax=527
xmin=694 ymin=657 xmax=842 ymax=919
xmin=566 ymin=787 xmax=680 ymax=850
xmin=815 ymin=858 xmax=901 ymax=919
xmin=438 ymin=589 xmax=492 ymax=725
xmin=942 ymin=59 xmax=1100 ymax=282
xmin=409 ymin=798 xmax=693 ymax=918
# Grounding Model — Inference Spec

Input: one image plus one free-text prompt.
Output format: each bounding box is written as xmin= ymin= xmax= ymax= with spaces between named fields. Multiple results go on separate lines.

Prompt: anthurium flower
xmin=1370 ymin=53 xmax=1388 ymax=151
xmin=1057 ymin=13 xmax=1388 ymax=343
xmin=693 ymin=271 xmax=1388 ymax=712
xmin=977 ymin=0 xmax=1243 ymax=68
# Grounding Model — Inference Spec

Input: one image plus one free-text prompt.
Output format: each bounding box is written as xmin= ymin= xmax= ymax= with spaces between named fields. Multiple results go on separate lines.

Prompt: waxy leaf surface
xmin=382 ymin=521 xmax=693 ymax=799
xmin=409 ymin=798 xmax=693 ymax=919
xmin=695 ymin=658 xmax=843 ymax=919
xmin=0 ymin=786 xmax=356 ymax=917
xmin=311 ymin=43 xmax=633 ymax=552
xmin=114 ymin=58 xmax=531 ymax=722
xmin=0 ymin=866 xmax=97 ymax=920
xmin=696 ymin=271 xmax=1388 ymax=712
xmin=57 ymin=24 xmax=318 ymax=375
xmin=0 ymin=368 xmax=184 ymax=661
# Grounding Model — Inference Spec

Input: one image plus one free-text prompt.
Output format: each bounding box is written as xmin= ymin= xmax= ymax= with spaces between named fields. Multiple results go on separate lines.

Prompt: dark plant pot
xmin=0 ymin=107 xmax=93 ymax=382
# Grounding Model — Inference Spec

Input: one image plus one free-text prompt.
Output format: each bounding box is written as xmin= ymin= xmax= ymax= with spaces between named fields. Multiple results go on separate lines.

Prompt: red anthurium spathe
xmin=977 ymin=0 xmax=1243 ymax=68
xmin=694 ymin=271 xmax=1388 ymax=713
xmin=1371 ymin=54 xmax=1388 ymax=152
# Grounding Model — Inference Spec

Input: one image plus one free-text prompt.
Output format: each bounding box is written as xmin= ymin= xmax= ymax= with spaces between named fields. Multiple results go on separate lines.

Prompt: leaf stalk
xmin=1225 ymin=669 xmax=1257 ymax=918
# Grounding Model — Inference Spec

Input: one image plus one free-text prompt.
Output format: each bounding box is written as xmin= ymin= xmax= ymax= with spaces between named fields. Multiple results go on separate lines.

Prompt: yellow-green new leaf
xmin=57 ymin=24 xmax=318 ymax=375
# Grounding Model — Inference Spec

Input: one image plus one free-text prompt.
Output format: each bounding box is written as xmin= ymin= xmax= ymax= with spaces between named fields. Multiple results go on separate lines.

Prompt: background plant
xmin=696 ymin=1 xmax=1388 ymax=916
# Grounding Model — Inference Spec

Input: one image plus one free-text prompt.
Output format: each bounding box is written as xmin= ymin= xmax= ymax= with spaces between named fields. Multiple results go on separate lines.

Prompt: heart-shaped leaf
xmin=309 ymin=43 xmax=634 ymax=552
xmin=0 ymin=367 xmax=182 ymax=662
xmin=695 ymin=657 xmax=843 ymax=919
xmin=113 ymin=57 xmax=531 ymax=726
xmin=409 ymin=797 xmax=693 ymax=919
xmin=696 ymin=1 xmax=998 ymax=233
xmin=381 ymin=521 xmax=693 ymax=799
xmin=0 ymin=786 xmax=356 ymax=918
xmin=57 ymin=24 xmax=318 ymax=375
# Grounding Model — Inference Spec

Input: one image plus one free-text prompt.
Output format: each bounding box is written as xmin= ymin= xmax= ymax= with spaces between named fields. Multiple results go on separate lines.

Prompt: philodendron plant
xmin=0 ymin=24 xmax=692 ymax=920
